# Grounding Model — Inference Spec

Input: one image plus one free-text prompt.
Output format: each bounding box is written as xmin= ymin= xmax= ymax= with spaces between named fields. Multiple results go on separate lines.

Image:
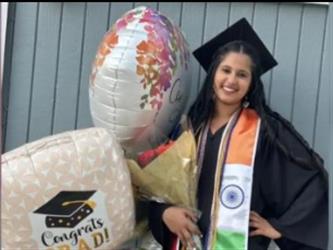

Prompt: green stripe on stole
xmin=213 ymin=229 xmax=246 ymax=250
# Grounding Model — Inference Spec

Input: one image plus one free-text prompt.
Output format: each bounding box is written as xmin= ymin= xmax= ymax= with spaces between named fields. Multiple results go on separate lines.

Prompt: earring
xmin=242 ymin=96 xmax=250 ymax=108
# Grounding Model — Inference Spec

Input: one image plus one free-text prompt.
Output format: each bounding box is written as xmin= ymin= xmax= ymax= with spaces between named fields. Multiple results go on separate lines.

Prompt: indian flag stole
xmin=211 ymin=109 xmax=261 ymax=250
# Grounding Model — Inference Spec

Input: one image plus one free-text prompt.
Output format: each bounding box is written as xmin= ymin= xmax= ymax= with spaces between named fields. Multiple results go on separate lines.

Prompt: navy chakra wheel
xmin=221 ymin=184 xmax=245 ymax=209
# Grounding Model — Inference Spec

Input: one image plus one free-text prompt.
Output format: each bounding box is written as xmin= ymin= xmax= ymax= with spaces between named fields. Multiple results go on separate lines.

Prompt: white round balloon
xmin=89 ymin=6 xmax=191 ymax=155
xmin=1 ymin=128 xmax=135 ymax=249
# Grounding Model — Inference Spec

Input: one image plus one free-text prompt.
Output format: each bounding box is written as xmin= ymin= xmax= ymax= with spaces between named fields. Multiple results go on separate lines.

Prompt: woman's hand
xmin=162 ymin=207 xmax=202 ymax=248
xmin=249 ymin=211 xmax=282 ymax=239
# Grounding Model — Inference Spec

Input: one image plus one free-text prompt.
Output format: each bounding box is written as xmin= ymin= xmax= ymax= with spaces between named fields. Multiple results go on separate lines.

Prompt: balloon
xmin=89 ymin=6 xmax=191 ymax=155
xmin=1 ymin=128 xmax=135 ymax=250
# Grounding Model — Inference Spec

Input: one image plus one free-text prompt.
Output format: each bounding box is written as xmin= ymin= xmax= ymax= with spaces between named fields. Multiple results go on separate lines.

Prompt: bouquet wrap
xmin=127 ymin=130 xmax=198 ymax=210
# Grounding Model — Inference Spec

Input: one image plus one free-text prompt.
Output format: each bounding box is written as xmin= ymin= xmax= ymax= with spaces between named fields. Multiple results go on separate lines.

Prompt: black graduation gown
xmin=148 ymin=118 xmax=328 ymax=250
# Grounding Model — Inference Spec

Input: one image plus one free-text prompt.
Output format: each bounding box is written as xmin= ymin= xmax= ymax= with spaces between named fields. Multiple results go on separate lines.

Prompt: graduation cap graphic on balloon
xmin=33 ymin=191 xmax=96 ymax=228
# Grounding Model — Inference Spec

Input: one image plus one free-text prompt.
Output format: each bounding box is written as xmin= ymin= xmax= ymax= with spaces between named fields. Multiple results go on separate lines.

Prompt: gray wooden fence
xmin=1 ymin=2 xmax=331 ymax=249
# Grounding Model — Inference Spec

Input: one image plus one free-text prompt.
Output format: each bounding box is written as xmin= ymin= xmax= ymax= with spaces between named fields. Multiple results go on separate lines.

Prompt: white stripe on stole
xmin=217 ymin=163 xmax=253 ymax=233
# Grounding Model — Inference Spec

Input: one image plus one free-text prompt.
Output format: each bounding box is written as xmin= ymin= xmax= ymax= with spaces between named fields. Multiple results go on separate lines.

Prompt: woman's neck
xmin=210 ymin=102 xmax=241 ymax=133
xmin=213 ymin=101 xmax=240 ymax=120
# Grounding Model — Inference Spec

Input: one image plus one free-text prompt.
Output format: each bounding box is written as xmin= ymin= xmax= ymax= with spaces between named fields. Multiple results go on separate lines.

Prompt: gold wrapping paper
xmin=127 ymin=130 xmax=198 ymax=210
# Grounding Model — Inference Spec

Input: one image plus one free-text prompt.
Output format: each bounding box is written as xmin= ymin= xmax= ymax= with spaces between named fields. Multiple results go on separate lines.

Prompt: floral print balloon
xmin=89 ymin=6 xmax=191 ymax=156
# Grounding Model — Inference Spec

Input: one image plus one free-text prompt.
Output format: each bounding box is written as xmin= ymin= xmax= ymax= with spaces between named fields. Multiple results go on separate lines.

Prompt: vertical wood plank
xmin=2 ymin=2 xmax=16 ymax=152
xmin=291 ymin=5 xmax=326 ymax=144
xmin=198 ymin=2 xmax=230 ymax=86
xmin=158 ymin=2 xmax=182 ymax=27
xmin=314 ymin=14 xmax=329 ymax=163
xmin=5 ymin=2 xmax=38 ymax=151
xmin=202 ymin=2 xmax=230 ymax=45
xmin=180 ymin=2 xmax=206 ymax=111
xmin=229 ymin=2 xmax=254 ymax=25
xmin=52 ymin=3 xmax=85 ymax=134
xmin=25 ymin=3 xmax=40 ymax=142
xmin=252 ymin=2 xmax=279 ymax=101
xmin=76 ymin=2 xmax=109 ymax=129
xmin=134 ymin=2 xmax=158 ymax=10
xmin=269 ymin=3 xmax=303 ymax=120
xmin=28 ymin=3 xmax=62 ymax=141
xmin=108 ymin=2 xmax=134 ymax=29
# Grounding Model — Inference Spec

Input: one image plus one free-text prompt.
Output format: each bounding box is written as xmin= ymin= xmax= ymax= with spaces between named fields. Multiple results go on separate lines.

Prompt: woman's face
xmin=213 ymin=52 xmax=252 ymax=107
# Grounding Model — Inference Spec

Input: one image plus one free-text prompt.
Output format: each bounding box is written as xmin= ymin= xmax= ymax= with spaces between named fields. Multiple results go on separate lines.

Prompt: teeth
xmin=223 ymin=86 xmax=236 ymax=93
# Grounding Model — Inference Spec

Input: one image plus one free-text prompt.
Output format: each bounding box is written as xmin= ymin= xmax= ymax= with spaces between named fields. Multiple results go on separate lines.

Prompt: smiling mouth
xmin=222 ymin=86 xmax=237 ymax=93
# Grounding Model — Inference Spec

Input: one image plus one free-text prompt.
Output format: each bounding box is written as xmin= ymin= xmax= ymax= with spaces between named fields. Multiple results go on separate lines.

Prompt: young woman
xmin=148 ymin=18 xmax=328 ymax=250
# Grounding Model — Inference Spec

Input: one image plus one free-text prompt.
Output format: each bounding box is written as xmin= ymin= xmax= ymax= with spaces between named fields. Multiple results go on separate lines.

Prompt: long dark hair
xmin=188 ymin=40 xmax=328 ymax=184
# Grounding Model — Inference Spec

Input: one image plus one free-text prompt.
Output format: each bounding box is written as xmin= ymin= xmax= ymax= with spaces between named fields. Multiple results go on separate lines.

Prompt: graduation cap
xmin=193 ymin=18 xmax=278 ymax=74
xmin=34 ymin=191 xmax=96 ymax=228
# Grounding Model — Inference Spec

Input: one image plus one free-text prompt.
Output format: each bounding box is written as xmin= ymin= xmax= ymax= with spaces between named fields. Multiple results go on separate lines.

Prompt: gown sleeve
xmin=256 ymin=118 xmax=328 ymax=250
xmin=148 ymin=201 xmax=173 ymax=248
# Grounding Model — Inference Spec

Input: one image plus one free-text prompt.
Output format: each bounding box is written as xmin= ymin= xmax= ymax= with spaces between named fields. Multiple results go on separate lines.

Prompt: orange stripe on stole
xmin=226 ymin=109 xmax=260 ymax=166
